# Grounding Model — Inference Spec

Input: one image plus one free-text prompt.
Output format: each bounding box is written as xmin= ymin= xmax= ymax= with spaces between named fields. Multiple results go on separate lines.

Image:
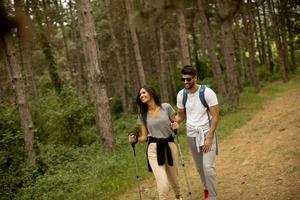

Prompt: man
xmin=172 ymin=65 xmax=219 ymax=200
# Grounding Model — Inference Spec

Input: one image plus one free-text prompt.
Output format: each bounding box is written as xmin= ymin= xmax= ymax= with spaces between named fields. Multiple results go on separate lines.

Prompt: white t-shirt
xmin=176 ymin=85 xmax=218 ymax=128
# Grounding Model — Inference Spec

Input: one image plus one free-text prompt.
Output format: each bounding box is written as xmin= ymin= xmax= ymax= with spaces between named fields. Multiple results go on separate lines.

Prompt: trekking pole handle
xmin=171 ymin=121 xmax=178 ymax=135
xmin=129 ymin=132 xmax=138 ymax=145
xmin=129 ymin=133 xmax=138 ymax=156
xmin=174 ymin=129 xmax=178 ymax=135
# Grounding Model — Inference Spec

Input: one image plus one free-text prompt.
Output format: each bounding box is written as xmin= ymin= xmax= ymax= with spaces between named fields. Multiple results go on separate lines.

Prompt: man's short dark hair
xmin=181 ymin=65 xmax=197 ymax=76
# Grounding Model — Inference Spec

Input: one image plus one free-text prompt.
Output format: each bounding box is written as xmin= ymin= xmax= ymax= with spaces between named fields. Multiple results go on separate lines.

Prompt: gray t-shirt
xmin=137 ymin=103 xmax=175 ymax=138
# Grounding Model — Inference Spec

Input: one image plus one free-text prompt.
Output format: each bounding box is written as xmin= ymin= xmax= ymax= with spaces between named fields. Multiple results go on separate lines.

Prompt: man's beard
xmin=186 ymin=82 xmax=195 ymax=89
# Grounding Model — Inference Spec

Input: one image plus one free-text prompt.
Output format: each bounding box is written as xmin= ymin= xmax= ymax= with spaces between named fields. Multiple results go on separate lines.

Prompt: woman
xmin=128 ymin=85 xmax=183 ymax=200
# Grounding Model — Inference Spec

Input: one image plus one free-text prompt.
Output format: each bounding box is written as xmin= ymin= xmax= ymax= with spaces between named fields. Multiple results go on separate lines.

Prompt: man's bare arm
xmin=203 ymin=104 xmax=219 ymax=153
xmin=175 ymin=108 xmax=186 ymax=124
xmin=206 ymin=104 xmax=219 ymax=139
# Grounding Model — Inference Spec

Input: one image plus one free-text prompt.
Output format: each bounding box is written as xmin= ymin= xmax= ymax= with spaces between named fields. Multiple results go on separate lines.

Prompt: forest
xmin=0 ymin=0 xmax=299 ymax=199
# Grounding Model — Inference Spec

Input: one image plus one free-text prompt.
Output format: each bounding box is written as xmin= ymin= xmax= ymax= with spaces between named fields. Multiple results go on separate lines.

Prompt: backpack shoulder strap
xmin=199 ymin=85 xmax=212 ymax=127
xmin=182 ymin=88 xmax=188 ymax=108
xmin=200 ymin=85 xmax=218 ymax=154
xmin=199 ymin=85 xmax=209 ymax=109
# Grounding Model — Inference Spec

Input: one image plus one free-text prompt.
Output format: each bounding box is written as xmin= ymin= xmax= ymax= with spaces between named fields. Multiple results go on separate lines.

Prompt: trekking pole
xmin=131 ymin=141 xmax=142 ymax=200
xmin=173 ymin=129 xmax=192 ymax=200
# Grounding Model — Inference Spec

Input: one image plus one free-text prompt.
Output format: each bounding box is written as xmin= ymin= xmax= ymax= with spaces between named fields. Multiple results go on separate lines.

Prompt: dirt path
xmin=118 ymin=88 xmax=300 ymax=200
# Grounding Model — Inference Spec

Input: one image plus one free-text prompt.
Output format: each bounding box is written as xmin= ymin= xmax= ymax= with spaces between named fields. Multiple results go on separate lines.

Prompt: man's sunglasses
xmin=181 ymin=77 xmax=193 ymax=82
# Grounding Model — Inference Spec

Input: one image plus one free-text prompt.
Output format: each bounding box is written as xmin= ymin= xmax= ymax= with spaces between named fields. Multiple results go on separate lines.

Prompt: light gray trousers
xmin=187 ymin=136 xmax=217 ymax=200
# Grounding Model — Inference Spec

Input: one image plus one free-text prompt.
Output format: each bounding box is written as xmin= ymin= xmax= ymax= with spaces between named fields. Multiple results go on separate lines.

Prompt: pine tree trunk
xmin=41 ymin=0 xmax=54 ymax=42
xmin=197 ymin=0 xmax=227 ymax=97
xmin=105 ymin=0 xmax=128 ymax=113
xmin=124 ymin=0 xmax=146 ymax=86
xmin=240 ymin=10 xmax=252 ymax=83
xmin=1 ymin=34 xmax=36 ymax=166
xmin=217 ymin=0 xmax=239 ymax=106
xmin=220 ymin=20 xmax=240 ymax=104
xmin=76 ymin=0 xmax=115 ymax=149
xmin=176 ymin=9 xmax=191 ymax=66
xmin=277 ymin=0 xmax=289 ymax=74
xmin=68 ymin=0 xmax=88 ymax=96
xmin=15 ymin=0 xmax=38 ymax=99
xmin=216 ymin=0 xmax=240 ymax=106
xmin=255 ymin=2 xmax=268 ymax=68
xmin=55 ymin=0 xmax=75 ymax=85
xmin=268 ymin=0 xmax=288 ymax=81
xmin=32 ymin=0 xmax=62 ymax=95
xmin=158 ymin=21 xmax=170 ymax=103
xmin=246 ymin=1 xmax=260 ymax=91
xmin=123 ymin=29 xmax=134 ymax=113
xmin=190 ymin=25 xmax=201 ymax=79
xmin=237 ymin=27 xmax=247 ymax=85
xmin=286 ymin=0 xmax=296 ymax=70
xmin=168 ymin=59 xmax=177 ymax=102
xmin=253 ymin=14 xmax=262 ymax=65
xmin=262 ymin=2 xmax=273 ymax=73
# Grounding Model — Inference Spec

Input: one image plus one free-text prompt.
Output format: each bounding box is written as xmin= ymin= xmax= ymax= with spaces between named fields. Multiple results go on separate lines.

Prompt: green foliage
xmin=200 ymin=76 xmax=216 ymax=89
xmin=33 ymin=83 xmax=96 ymax=145
xmin=195 ymin=59 xmax=212 ymax=81
xmin=173 ymin=64 xmax=185 ymax=91
xmin=0 ymin=103 xmax=35 ymax=200
xmin=1 ymin=86 xmax=148 ymax=200
xmin=218 ymin=95 xmax=236 ymax=116
xmin=110 ymin=96 xmax=124 ymax=119
xmin=257 ymin=64 xmax=282 ymax=82
xmin=17 ymin=136 xmax=148 ymax=200
xmin=113 ymin=114 xmax=140 ymax=147
xmin=147 ymin=77 xmax=161 ymax=97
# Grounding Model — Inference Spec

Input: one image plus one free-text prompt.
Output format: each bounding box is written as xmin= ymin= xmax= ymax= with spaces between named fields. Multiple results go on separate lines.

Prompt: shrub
xmin=0 ymin=103 xmax=34 ymax=200
xmin=32 ymin=84 xmax=96 ymax=145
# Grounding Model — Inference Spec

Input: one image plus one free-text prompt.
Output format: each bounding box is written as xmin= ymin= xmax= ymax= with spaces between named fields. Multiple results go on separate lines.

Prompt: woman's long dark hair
xmin=136 ymin=85 xmax=161 ymax=127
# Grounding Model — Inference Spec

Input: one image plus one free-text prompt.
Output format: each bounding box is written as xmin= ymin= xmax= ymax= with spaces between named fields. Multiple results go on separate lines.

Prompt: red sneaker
xmin=204 ymin=189 xmax=209 ymax=200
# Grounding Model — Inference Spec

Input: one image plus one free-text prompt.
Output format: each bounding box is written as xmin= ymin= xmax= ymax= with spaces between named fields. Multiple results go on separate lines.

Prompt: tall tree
xmin=236 ymin=20 xmax=247 ymax=85
xmin=124 ymin=0 xmax=146 ymax=86
xmin=123 ymin=28 xmax=134 ymax=113
xmin=267 ymin=0 xmax=289 ymax=81
xmin=75 ymin=0 xmax=115 ymax=149
xmin=197 ymin=0 xmax=227 ymax=97
xmin=244 ymin=1 xmax=260 ymax=91
xmin=255 ymin=1 xmax=268 ymax=68
xmin=261 ymin=0 xmax=274 ymax=73
xmin=277 ymin=0 xmax=289 ymax=74
xmin=286 ymin=0 xmax=296 ymax=70
xmin=176 ymin=7 xmax=191 ymax=66
xmin=216 ymin=0 xmax=241 ymax=106
xmin=105 ymin=0 xmax=128 ymax=113
xmin=68 ymin=0 xmax=88 ymax=96
xmin=54 ymin=0 xmax=75 ymax=86
xmin=15 ymin=0 xmax=38 ymax=99
xmin=158 ymin=19 xmax=170 ymax=102
xmin=0 ymin=3 xmax=36 ymax=165
xmin=31 ymin=0 xmax=62 ymax=95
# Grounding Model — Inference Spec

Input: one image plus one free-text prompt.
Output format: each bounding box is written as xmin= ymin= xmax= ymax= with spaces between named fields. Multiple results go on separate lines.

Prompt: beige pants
xmin=147 ymin=142 xmax=181 ymax=200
